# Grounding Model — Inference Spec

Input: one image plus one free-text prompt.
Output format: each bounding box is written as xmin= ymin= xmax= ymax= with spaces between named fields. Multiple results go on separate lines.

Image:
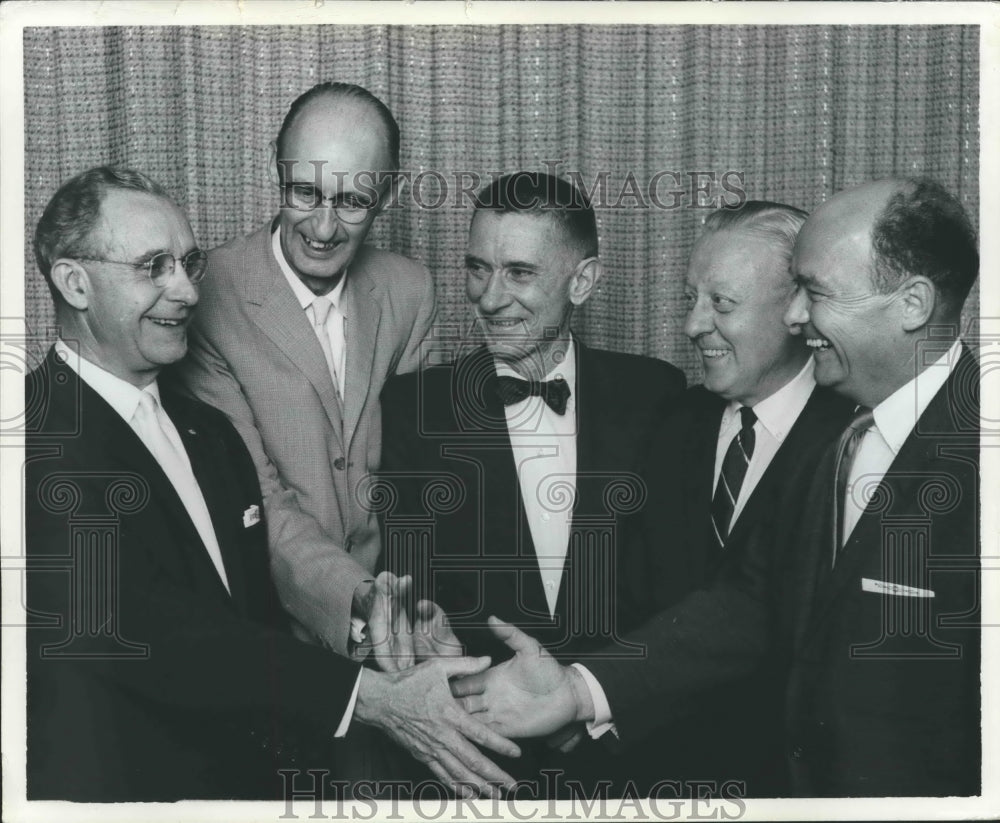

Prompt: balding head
xmin=803 ymin=178 xmax=977 ymax=321
xmin=786 ymin=178 xmax=977 ymax=407
xmin=275 ymin=82 xmax=399 ymax=170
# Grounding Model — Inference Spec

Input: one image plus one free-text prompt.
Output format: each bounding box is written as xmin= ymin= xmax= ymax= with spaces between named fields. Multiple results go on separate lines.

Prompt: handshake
xmin=350 ymin=572 xmax=597 ymax=798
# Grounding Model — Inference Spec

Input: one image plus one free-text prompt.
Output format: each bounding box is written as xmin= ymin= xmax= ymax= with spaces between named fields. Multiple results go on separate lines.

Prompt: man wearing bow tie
xmin=378 ymin=172 xmax=685 ymax=788
xmin=452 ymin=178 xmax=981 ymax=798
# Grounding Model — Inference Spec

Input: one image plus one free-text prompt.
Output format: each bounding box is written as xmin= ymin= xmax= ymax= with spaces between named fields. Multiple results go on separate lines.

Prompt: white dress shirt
xmin=54 ymin=340 xmax=230 ymax=592
xmin=842 ymin=338 xmax=960 ymax=542
xmin=714 ymin=357 xmax=816 ymax=527
xmin=273 ymin=228 xmax=347 ymax=398
xmin=497 ymin=340 xmax=578 ymax=617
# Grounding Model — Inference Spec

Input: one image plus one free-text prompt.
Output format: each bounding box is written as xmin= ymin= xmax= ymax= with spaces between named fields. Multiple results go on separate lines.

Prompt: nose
xmin=783 ymin=286 xmax=809 ymax=333
xmin=683 ymin=295 xmax=714 ymax=340
xmin=163 ymin=258 xmax=199 ymax=306
xmin=474 ymin=270 xmax=511 ymax=314
xmin=309 ymin=205 xmax=342 ymax=241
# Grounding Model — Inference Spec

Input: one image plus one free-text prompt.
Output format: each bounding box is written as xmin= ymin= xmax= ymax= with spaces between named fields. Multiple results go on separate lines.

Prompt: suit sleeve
xmin=179 ymin=323 xmax=370 ymax=656
xmin=584 ymin=512 xmax=780 ymax=746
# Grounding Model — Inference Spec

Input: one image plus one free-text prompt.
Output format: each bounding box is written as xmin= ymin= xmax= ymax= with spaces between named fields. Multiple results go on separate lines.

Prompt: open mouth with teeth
xmin=481 ymin=317 xmax=524 ymax=332
xmin=806 ymin=338 xmax=832 ymax=351
xmin=700 ymin=348 xmax=731 ymax=359
xmin=147 ymin=317 xmax=187 ymax=328
xmin=301 ymin=235 xmax=340 ymax=253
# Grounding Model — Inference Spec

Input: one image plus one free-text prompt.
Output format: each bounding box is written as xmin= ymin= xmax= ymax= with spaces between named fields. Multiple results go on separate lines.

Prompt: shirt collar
xmin=494 ymin=337 xmax=577 ymax=387
xmin=871 ymin=338 xmax=961 ymax=456
xmin=722 ymin=356 xmax=816 ymax=442
xmin=54 ymin=339 xmax=160 ymax=424
xmin=272 ymin=227 xmax=347 ymax=312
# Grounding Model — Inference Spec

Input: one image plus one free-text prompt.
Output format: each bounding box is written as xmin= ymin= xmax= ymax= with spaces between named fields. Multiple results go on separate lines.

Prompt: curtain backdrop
xmin=22 ymin=24 xmax=980 ymax=379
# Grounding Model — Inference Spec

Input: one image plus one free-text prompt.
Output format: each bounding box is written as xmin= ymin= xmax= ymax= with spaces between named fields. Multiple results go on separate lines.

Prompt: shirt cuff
xmin=571 ymin=663 xmax=618 ymax=740
xmin=350 ymin=616 xmax=368 ymax=646
xmin=333 ymin=669 xmax=364 ymax=738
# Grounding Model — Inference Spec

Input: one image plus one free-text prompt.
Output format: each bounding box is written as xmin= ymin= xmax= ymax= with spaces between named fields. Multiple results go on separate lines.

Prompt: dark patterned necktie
xmin=831 ymin=405 xmax=876 ymax=565
xmin=711 ymin=406 xmax=757 ymax=546
xmin=495 ymin=375 xmax=571 ymax=415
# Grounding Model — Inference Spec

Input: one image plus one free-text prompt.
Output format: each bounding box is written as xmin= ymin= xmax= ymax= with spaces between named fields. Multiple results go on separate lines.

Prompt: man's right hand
xmin=355 ymin=655 xmax=520 ymax=797
xmin=450 ymin=617 xmax=594 ymax=739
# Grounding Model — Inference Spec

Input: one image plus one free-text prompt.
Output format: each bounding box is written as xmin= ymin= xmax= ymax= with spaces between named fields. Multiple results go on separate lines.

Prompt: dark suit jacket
xmin=619 ymin=383 xmax=855 ymax=796
xmin=379 ymin=342 xmax=685 ymax=792
xmin=587 ymin=346 xmax=981 ymax=797
xmin=25 ymin=348 xmax=362 ymax=801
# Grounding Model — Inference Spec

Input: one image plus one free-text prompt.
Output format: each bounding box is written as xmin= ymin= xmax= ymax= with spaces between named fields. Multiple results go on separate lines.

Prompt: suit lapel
xmin=687 ymin=394 xmax=726 ymax=568
xmin=165 ymin=395 xmax=248 ymax=610
xmin=65 ymin=371 xmax=234 ymax=603
xmin=242 ymin=226 xmax=344 ymax=441
xmin=342 ymin=267 xmax=381 ymax=442
xmin=802 ymin=358 xmax=969 ymax=644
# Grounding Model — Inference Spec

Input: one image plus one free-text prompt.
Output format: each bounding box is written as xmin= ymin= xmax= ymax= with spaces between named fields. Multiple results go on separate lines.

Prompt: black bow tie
xmin=495 ymin=375 xmax=571 ymax=415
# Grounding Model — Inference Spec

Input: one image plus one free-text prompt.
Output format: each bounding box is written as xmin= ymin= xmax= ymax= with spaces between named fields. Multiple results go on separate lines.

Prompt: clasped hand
xmin=357 ymin=576 xmax=517 ymax=796
xmin=451 ymin=616 xmax=592 ymax=741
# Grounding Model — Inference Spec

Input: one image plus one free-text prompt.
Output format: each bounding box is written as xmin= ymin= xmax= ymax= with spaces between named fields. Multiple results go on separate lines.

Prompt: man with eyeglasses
xmin=175 ymin=83 xmax=436 ymax=666
xmin=25 ymin=166 xmax=517 ymax=801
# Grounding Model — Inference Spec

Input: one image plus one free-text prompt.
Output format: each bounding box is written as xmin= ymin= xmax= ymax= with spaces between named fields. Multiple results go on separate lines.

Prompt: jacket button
xmin=334 ymin=457 xmax=346 ymax=470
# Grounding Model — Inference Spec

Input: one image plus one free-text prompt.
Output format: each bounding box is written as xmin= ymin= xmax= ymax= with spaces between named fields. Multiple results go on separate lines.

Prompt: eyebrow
xmin=464 ymin=256 xmax=541 ymax=272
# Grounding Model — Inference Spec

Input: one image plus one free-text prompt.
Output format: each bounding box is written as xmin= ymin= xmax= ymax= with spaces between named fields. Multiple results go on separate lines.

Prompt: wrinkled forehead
xmin=468 ymin=209 xmax=579 ymax=262
xmin=93 ymin=189 xmax=193 ymax=256
xmin=688 ymin=227 xmax=792 ymax=288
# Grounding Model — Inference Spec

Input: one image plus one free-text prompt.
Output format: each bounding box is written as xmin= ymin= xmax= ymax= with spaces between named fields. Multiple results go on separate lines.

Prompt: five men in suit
xmin=624 ymin=202 xmax=855 ymax=795
xmin=24 ymin=166 xmax=518 ymax=801
xmin=379 ymin=172 xmax=686 ymax=789
xmin=176 ymin=83 xmax=435 ymax=657
xmin=454 ymin=177 xmax=981 ymax=798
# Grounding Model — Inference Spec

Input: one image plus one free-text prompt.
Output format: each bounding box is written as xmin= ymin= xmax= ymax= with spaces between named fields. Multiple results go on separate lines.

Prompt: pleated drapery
xmin=23 ymin=25 xmax=979 ymax=379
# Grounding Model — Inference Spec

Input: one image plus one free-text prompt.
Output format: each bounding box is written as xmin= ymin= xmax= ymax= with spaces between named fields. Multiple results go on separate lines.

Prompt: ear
xmin=374 ymin=170 xmax=406 ymax=217
xmin=267 ymin=141 xmax=282 ymax=188
xmin=896 ymin=275 xmax=936 ymax=332
xmin=49 ymin=259 xmax=91 ymax=311
xmin=568 ymin=257 xmax=603 ymax=307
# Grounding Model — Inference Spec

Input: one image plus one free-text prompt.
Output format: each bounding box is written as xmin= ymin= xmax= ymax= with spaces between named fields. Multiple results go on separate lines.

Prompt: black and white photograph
xmin=1 ymin=1 xmax=996 ymax=821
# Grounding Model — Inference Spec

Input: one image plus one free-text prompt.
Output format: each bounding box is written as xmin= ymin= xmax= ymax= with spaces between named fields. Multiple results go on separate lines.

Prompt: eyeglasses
xmin=79 ymin=250 xmax=208 ymax=288
xmin=278 ymin=182 xmax=380 ymax=224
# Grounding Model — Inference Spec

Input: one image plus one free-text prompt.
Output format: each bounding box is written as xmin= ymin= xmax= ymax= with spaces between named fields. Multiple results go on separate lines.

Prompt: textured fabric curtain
xmin=23 ymin=24 xmax=979 ymax=378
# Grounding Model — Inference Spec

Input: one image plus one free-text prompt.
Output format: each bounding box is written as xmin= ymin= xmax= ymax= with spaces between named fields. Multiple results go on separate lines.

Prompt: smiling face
xmin=683 ymin=227 xmax=809 ymax=406
xmin=64 ymin=189 xmax=200 ymax=387
xmin=784 ymin=183 xmax=907 ymax=407
xmin=465 ymin=210 xmax=597 ymax=377
xmin=270 ymin=95 xmax=392 ymax=294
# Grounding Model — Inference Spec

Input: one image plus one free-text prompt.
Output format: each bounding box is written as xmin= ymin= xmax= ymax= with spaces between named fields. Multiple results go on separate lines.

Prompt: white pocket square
xmin=861 ymin=577 xmax=935 ymax=598
xmin=242 ymin=505 xmax=260 ymax=528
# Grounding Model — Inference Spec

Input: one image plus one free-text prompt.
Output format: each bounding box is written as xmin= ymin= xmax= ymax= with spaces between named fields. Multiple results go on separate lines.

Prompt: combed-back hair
xmin=702 ymin=200 xmax=809 ymax=272
xmin=871 ymin=178 xmax=979 ymax=314
xmin=472 ymin=172 xmax=599 ymax=258
xmin=275 ymin=82 xmax=401 ymax=170
xmin=34 ymin=166 xmax=169 ymax=302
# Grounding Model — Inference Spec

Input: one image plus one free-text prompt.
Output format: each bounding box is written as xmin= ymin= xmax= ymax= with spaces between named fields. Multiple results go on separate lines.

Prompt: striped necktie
xmin=711 ymin=405 xmax=757 ymax=547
